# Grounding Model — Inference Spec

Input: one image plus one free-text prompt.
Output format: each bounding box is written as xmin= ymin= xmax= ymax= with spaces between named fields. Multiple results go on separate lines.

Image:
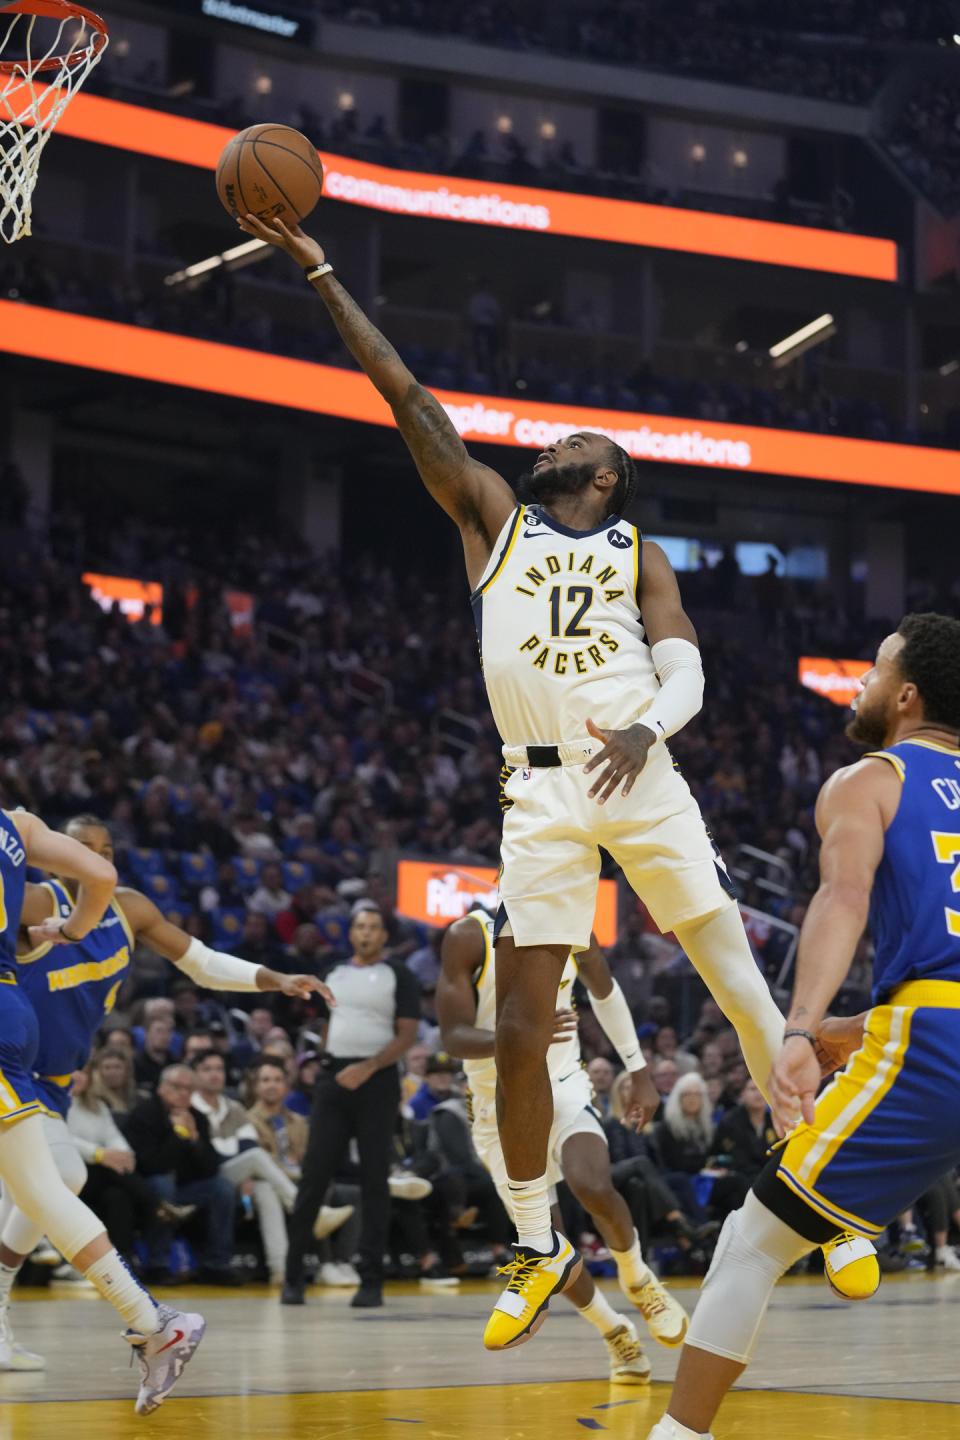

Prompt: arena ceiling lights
xmin=2 ymin=299 xmax=956 ymax=497
xmin=49 ymin=92 xmax=899 ymax=281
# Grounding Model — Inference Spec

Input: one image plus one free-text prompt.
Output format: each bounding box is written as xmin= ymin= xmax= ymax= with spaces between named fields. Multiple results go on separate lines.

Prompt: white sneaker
xmin=319 ymin=1262 xmax=361 ymax=1286
xmin=604 ymin=1319 xmax=651 ymax=1384
xmin=935 ymin=1245 xmax=960 ymax=1272
xmin=124 ymin=1304 xmax=206 ymax=1416
xmin=0 ymin=1311 xmax=44 ymax=1371
xmin=28 ymin=1241 xmax=60 ymax=1267
xmin=647 ymin=1416 xmax=714 ymax=1439
xmin=620 ymin=1270 xmax=689 ymax=1348
xmin=389 ymin=1172 xmax=433 ymax=1201
xmin=312 ymin=1204 xmax=355 ymax=1241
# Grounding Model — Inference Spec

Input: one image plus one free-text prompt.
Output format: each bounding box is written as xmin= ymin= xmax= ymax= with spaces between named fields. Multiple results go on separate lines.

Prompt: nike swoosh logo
xmin=156 ymin=1329 xmax=185 ymax=1354
xmin=523 ymin=531 xmax=542 ymax=538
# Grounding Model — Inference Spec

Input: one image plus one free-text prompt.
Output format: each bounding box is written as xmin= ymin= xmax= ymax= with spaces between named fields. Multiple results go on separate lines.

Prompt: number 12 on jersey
xmin=549 ymin=585 xmax=593 ymax=639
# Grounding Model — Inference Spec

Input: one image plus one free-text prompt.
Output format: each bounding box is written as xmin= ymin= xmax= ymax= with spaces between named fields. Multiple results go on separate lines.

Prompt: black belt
xmin=525 ymin=745 xmax=562 ymax=767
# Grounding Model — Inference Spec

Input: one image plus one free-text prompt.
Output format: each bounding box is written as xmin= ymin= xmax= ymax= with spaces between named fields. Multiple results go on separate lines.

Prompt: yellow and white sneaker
xmin=482 ymin=1232 xmax=581 ymax=1350
xmin=822 ymin=1233 xmax=880 ymax=1300
xmin=604 ymin=1320 xmax=651 ymax=1384
xmin=619 ymin=1270 xmax=689 ymax=1347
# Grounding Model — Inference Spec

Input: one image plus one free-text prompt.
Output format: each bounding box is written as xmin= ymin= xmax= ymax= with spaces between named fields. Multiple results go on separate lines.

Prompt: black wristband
xmin=60 ymin=927 xmax=83 ymax=944
xmin=783 ymin=1028 xmax=818 ymax=1049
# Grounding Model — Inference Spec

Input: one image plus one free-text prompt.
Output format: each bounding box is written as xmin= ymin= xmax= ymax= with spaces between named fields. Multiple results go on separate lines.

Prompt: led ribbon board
xmin=46 ymin=93 xmax=898 ymax=280
xmin=1 ymin=302 xmax=956 ymax=493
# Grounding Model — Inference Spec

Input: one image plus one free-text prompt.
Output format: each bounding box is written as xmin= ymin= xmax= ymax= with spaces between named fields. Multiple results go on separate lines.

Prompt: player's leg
xmin=0 ymin=1112 xmax=204 ymax=1415
xmin=672 ymin=905 xmax=784 ymax=1101
xmin=561 ymin=1129 xmax=688 ymax=1347
xmin=553 ymin=1203 xmax=650 ymax=1384
xmin=646 ymin=1190 xmax=815 ymax=1439
xmin=0 ymin=1113 xmax=88 ymax=1370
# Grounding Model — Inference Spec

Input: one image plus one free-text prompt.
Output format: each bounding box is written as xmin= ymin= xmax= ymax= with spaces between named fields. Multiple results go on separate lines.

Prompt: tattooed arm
xmin=237 ymin=215 xmax=516 ymax=584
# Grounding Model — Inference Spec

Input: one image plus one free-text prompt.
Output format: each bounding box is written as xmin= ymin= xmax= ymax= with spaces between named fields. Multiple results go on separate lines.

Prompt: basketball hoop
xmin=0 ymin=0 xmax=108 ymax=243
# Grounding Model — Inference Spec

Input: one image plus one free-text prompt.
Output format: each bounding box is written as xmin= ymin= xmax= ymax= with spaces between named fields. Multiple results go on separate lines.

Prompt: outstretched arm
xmin=237 ymin=215 xmax=516 ymax=586
xmin=769 ymin=758 xmax=899 ymax=1135
xmin=116 ymin=888 xmax=335 ymax=1005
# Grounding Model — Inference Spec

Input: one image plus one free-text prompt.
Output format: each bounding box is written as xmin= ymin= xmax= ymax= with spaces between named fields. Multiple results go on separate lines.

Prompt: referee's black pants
xmin=285 ymin=1058 xmax=399 ymax=1288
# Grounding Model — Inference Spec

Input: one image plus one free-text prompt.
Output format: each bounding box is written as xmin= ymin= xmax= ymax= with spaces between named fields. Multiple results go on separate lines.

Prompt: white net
xmin=0 ymin=1 xmax=107 ymax=243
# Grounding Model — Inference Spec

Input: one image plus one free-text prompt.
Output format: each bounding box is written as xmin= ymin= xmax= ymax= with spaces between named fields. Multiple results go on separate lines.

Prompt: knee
xmin=148 ymin=1173 xmax=174 ymax=1199
xmin=495 ymin=1006 xmax=550 ymax=1074
xmin=55 ymin=1146 xmax=88 ymax=1196
xmin=570 ymin=1176 xmax=618 ymax=1219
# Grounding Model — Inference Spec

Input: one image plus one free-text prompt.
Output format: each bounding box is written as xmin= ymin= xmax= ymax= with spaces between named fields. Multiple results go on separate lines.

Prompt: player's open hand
xmin=27 ymin=915 xmax=81 ymax=947
xmin=769 ymin=1036 xmax=821 ymax=1138
xmin=236 ymin=212 xmax=326 ymax=270
xmin=813 ymin=1012 xmax=868 ymax=1077
xmin=277 ymin=974 xmax=336 ymax=1005
xmin=622 ymin=1066 xmax=660 ymax=1131
xmin=583 ymin=719 xmax=656 ymax=804
xmin=550 ymin=1008 xmax=579 ymax=1044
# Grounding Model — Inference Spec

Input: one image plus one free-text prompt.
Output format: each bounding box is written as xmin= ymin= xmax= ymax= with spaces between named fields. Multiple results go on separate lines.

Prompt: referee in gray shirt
xmin=281 ymin=905 xmax=420 ymax=1308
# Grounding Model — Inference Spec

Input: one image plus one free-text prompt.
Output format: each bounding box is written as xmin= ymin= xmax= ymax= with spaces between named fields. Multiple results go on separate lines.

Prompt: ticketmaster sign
xmin=181 ymin=0 xmax=313 ymax=42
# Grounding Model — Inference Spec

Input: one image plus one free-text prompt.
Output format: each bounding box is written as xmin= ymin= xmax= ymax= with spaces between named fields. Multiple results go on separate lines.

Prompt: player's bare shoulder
xmin=817 ymin=755 xmax=903 ymax=830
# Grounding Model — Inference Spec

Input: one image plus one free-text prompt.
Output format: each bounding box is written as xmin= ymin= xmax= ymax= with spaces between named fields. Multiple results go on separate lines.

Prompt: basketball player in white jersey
xmin=239 ymin=213 xmax=787 ymax=1350
xmin=438 ymin=908 xmax=688 ymax=1379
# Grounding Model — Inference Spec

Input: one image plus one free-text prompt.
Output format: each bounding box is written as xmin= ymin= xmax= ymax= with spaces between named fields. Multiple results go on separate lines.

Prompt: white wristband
xmin=640 ymin=637 xmax=704 ymax=743
xmin=588 ymin=979 xmax=646 ymax=1071
xmin=176 ymin=937 xmax=262 ymax=992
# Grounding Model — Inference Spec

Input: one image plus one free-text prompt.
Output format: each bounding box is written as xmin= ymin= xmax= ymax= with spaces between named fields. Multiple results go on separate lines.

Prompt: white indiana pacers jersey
xmin=462 ymin=911 xmax=581 ymax=1120
xmin=471 ymin=504 xmax=660 ymax=748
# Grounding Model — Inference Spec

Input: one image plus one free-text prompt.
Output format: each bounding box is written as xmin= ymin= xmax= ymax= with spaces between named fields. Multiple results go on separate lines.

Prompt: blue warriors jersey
xmin=866 ymin=738 xmax=960 ymax=1002
xmin=19 ymin=878 xmax=134 ymax=1116
xmin=0 ymin=811 xmax=27 ymax=975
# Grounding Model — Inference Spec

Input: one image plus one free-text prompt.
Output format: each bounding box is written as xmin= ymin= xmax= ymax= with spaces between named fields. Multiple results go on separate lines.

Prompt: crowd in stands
xmin=320 ymin=0 xmax=948 ymax=102
xmin=3 ymin=495 xmax=960 ymax=1282
xmin=886 ymin=80 xmax=960 ymax=216
xmin=0 ymin=250 xmax=945 ymax=451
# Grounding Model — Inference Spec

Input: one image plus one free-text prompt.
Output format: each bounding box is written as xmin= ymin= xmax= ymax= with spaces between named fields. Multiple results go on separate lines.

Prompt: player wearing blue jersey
xmin=0 ymin=813 xmax=334 ymax=1370
xmin=0 ymin=806 xmax=206 ymax=1413
xmin=648 ymin=613 xmax=960 ymax=1440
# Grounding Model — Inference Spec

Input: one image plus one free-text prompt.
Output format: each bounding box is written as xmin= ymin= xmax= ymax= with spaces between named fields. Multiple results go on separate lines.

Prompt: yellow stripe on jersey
xmin=18 ymin=881 xmax=59 ymax=964
xmin=112 ymin=896 xmax=136 ymax=950
xmin=780 ymin=1005 xmax=912 ymax=1190
xmin=474 ymin=507 xmax=523 ymax=597
xmin=465 ymin=909 xmax=493 ymax=992
xmin=863 ymin=750 xmax=905 ymax=782
xmin=900 ymin=738 xmax=960 ymax=757
xmin=631 ymin=525 xmax=641 ymax=605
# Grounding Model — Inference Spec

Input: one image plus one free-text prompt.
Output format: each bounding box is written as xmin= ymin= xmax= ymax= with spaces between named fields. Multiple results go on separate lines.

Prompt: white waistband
xmin=503 ymin=739 xmax=603 ymax=768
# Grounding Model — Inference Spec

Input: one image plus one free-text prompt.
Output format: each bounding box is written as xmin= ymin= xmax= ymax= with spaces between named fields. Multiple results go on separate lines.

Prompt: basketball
xmin=215 ymin=123 xmax=325 ymax=225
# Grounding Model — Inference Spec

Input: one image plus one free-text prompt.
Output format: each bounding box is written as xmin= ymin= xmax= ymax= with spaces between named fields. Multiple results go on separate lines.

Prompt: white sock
xmin=0 ymin=1261 xmax=18 ymax=1314
xmin=506 ymin=1173 xmax=552 ymax=1252
xmin=577 ymin=1288 xmax=623 ymax=1336
xmin=610 ymin=1230 xmax=651 ymax=1288
xmin=84 ymin=1251 xmax=159 ymax=1334
xmin=654 ymin=1415 xmax=712 ymax=1440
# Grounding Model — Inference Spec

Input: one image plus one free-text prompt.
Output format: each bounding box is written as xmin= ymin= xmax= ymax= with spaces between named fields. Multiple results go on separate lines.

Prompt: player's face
xmin=67 ymin=824 xmax=114 ymax=865
xmin=847 ymin=634 xmax=904 ymax=747
xmin=523 ymin=433 xmax=608 ymax=505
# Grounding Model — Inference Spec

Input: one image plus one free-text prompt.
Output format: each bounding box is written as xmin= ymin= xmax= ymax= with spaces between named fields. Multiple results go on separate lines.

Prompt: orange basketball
xmin=215 ymin=123 xmax=325 ymax=225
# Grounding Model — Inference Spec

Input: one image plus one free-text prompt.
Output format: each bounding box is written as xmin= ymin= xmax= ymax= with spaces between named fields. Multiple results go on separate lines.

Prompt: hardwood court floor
xmin=3 ymin=1271 xmax=959 ymax=1440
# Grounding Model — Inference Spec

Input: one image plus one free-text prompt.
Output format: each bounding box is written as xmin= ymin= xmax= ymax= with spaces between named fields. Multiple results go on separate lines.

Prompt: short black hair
xmin=189 ymin=1048 xmax=223 ymax=1069
xmin=605 ymin=442 xmax=638 ymax=518
xmin=64 ymin=813 xmax=110 ymax=836
xmin=896 ymin=612 xmax=960 ymax=733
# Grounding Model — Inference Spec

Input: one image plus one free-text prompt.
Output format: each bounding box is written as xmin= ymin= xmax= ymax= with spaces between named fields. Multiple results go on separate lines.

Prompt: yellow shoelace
xmin=497 ymin=1253 xmax=540 ymax=1294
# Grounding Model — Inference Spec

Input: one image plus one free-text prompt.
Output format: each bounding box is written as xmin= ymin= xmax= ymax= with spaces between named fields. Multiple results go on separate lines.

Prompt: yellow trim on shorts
xmin=474 ymin=507 xmax=523 ymax=597
xmin=775 ymin=1168 xmax=886 ymax=1239
xmin=779 ymin=1004 xmax=912 ymax=1190
xmin=0 ymin=1066 xmax=27 ymax=1116
xmin=863 ymin=750 xmax=905 ymax=783
xmin=0 ymin=973 xmax=16 ymax=986
xmin=890 ymin=979 xmax=960 ymax=1008
xmin=40 ymin=1073 xmax=73 ymax=1088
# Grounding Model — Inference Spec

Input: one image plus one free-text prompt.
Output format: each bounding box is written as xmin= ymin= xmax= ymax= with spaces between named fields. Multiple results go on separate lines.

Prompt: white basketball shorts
xmin=472 ymin=1067 xmax=605 ymax=1200
xmin=498 ymin=738 xmax=735 ymax=951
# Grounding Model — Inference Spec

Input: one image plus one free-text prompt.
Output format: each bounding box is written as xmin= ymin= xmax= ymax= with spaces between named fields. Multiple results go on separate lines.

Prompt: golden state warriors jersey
xmin=0 ymin=811 xmax=26 ymax=975
xmin=462 ymin=910 xmax=580 ymax=1117
xmin=866 ymin=738 xmax=960 ymax=1002
xmin=19 ymin=878 xmax=134 ymax=1115
xmin=471 ymin=505 xmax=659 ymax=747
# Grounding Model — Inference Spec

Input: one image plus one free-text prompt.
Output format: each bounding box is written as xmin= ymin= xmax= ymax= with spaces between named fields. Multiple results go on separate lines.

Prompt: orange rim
xmin=0 ymin=0 xmax=107 ymax=75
